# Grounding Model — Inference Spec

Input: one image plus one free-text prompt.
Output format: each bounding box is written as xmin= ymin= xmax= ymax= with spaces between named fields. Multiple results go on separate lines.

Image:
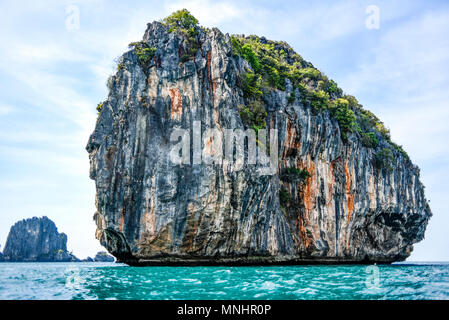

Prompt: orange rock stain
xmin=169 ymin=88 xmax=183 ymax=119
xmin=119 ymin=206 xmax=125 ymax=233
xmin=344 ymin=162 xmax=355 ymax=223
xmin=206 ymin=51 xmax=216 ymax=104
xmin=303 ymin=162 xmax=316 ymax=213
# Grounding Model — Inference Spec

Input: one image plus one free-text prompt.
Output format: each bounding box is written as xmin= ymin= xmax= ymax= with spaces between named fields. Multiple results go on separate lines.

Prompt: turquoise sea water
xmin=0 ymin=262 xmax=448 ymax=300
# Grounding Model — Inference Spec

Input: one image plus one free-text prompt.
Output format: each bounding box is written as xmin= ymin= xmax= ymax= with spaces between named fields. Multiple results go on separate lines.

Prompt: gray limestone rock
xmin=2 ymin=216 xmax=79 ymax=262
xmin=93 ymin=251 xmax=115 ymax=262
xmin=86 ymin=17 xmax=431 ymax=265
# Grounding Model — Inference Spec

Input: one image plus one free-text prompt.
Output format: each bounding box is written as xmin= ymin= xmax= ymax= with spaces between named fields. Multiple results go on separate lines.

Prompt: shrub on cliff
xmin=238 ymin=71 xmax=263 ymax=100
xmin=297 ymin=67 xmax=323 ymax=81
xmin=128 ymin=41 xmax=156 ymax=66
xmin=331 ymin=98 xmax=357 ymax=140
xmin=279 ymin=187 xmax=292 ymax=208
xmin=303 ymin=89 xmax=331 ymax=113
xmin=361 ymin=132 xmax=379 ymax=148
xmin=162 ymin=10 xmax=199 ymax=62
xmin=237 ymin=101 xmax=267 ymax=132
xmin=390 ymin=141 xmax=410 ymax=162
xmin=232 ymin=35 xmax=297 ymax=90
xmin=96 ymin=102 xmax=103 ymax=113
xmin=318 ymin=79 xmax=342 ymax=96
xmin=241 ymin=44 xmax=260 ymax=72
xmin=357 ymin=108 xmax=379 ymax=132
xmin=180 ymin=40 xmax=200 ymax=62
xmin=280 ymin=167 xmax=311 ymax=182
xmin=288 ymin=90 xmax=296 ymax=104
xmin=376 ymin=148 xmax=395 ymax=173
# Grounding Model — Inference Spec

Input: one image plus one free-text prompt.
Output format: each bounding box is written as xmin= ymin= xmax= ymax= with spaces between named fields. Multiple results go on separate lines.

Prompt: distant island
xmin=88 ymin=251 xmax=115 ymax=263
xmin=0 ymin=216 xmax=114 ymax=263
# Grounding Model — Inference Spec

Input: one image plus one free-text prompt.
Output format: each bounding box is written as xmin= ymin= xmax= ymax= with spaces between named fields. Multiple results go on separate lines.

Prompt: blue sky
xmin=0 ymin=0 xmax=448 ymax=260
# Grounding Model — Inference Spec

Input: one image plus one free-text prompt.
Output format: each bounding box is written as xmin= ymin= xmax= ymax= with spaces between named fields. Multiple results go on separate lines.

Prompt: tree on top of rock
xmin=162 ymin=9 xmax=199 ymax=33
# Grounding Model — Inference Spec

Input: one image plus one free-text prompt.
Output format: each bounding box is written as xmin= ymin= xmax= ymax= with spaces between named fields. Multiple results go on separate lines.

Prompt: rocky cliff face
xmin=2 ymin=217 xmax=79 ymax=262
xmin=86 ymin=11 xmax=431 ymax=265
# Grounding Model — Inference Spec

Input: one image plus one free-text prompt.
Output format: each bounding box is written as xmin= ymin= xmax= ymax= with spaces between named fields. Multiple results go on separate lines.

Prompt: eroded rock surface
xmin=2 ymin=216 xmax=79 ymax=262
xmin=86 ymin=16 xmax=431 ymax=265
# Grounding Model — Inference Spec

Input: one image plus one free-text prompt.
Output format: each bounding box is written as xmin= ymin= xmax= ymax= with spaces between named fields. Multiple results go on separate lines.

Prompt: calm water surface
xmin=0 ymin=262 xmax=447 ymax=300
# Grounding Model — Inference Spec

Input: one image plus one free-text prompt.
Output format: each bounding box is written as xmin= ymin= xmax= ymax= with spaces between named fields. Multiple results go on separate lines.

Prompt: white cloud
xmin=383 ymin=102 xmax=449 ymax=163
xmin=339 ymin=9 xmax=449 ymax=161
xmin=340 ymin=9 xmax=449 ymax=96
xmin=6 ymin=43 xmax=92 ymax=63
xmin=0 ymin=105 xmax=14 ymax=115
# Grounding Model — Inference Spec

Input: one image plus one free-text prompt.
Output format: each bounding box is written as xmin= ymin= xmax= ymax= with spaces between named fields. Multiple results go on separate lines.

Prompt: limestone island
xmin=86 ymin=10 xmax=431 ymax=266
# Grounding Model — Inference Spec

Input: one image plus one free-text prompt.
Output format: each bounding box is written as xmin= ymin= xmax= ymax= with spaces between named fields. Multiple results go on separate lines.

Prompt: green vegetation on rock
xmin=376 ymin=147 xmax=395 ymax=173
xmin=230 ymin=34 xmax=410 ymax=162
xmin=287 ymin=90 xmax=296 ymax=104
xmin=300 ymin=87 xmax=330 ymax=113
xmin=280 ymin=167 xmax=311 ymax=182
xmin=237 ymin=71 xmax=263 ymax=100
xmin=280 ymin=187 xmax=292 ymax=208
xmin=237 ymin=101 xmax=267 ymax=133
xmin=162 ymin=9 xmax=200 ymax=62
xmin=318 ymin=79 xmax=342 ymax=96
xmin=390 ymin=141 xmax=410 ymax=162
xmin=331 ymin=98 xmax=357 ymax=140
xmin=128 ymin=41 xmax=156 ymax=66
xmin=361 ymin=132 xmax=379 ymax=148
xmin=96 ymin=102 xmax=103 ymax=113
xmin=162 ymin=9 xmax=199 ymax=33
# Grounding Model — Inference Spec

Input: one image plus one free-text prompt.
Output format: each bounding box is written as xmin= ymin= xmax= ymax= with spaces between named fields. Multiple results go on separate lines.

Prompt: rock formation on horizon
xmin=86 ymin=10 xmax=431 ymax=265
xmin=82 ymin=256 xmax=94 ymax=262
xmin=2 ymin=216 xmax=79 ymax=262
xmin=93 ymin=251 xmax=115 ymax=262
xmin=81 ymin=251 xmax=114 ymax=262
